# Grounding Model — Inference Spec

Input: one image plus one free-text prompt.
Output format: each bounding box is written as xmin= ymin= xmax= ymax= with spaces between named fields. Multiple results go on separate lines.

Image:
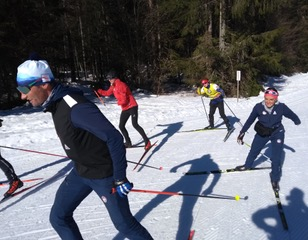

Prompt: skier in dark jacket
xmin=0 ymin=119 xmax=23 ymax=198
xmin=236 ymin=87 xmax=301 ymax=191
xmin=16 ymin=58 xmax=153 ymax=240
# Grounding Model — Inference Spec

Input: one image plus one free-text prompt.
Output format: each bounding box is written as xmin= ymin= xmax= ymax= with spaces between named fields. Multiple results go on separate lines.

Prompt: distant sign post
xmin=236 ymin=71 xmax=241 ymax=102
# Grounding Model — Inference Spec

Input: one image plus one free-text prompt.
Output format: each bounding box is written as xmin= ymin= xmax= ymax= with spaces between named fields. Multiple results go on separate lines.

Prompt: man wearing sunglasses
xmin=236 ymin=87 xmax=301 ymax=191
xmin=16 ymin=58 xmax=153 ymax=240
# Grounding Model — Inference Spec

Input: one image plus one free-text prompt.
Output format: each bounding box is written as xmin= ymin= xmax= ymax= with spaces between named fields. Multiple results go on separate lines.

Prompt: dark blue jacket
xmin=43 ymin=83 xmax=127 ymax=180
xmin=241 ymin=101 xmax=301 ymax=134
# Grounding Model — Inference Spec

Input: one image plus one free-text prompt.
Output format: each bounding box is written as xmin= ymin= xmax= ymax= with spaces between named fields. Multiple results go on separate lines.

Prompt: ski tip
xmin=0 ymin=196 xmax=10 ymax=203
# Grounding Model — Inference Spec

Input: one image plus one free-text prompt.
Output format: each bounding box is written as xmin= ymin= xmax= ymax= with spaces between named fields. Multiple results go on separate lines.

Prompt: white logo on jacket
xmin=64 ymin=144 xmax=70 ymax=150
xmin=101 ymin=195 xmax=107 ymax=203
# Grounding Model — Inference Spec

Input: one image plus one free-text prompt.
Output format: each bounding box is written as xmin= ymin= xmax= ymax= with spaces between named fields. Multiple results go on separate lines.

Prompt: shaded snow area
xmin=1 ymin=73 xmax=308 ymax=240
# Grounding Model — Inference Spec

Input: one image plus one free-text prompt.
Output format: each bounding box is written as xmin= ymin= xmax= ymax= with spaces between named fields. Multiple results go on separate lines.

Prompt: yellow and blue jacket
xmin=197 ymin=83 xmax=224 ymax=104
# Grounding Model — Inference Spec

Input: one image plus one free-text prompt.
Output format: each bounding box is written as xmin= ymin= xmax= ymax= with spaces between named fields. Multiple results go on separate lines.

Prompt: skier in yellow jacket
xmin=197 ymin=79 xmax=233 ymax=130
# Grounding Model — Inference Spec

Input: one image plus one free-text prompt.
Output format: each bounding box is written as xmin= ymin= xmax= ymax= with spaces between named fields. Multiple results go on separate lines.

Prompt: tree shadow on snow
xmin=252 ymin=187 xmax=308 ymax=239
xmin=114 ymin=154 xmax=220 ymax=240
xmin=263 ymin=75 xmax=287 ymax=92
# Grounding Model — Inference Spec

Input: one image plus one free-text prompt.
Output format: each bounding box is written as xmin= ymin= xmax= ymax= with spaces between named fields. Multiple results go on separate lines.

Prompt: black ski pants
xmin=209 ymin=101 xmax=229 ymax=127
xmin=119 ymin=106 xmax=149 ymax=144
xmin=0 ymin=152 xmax=17 ymax=182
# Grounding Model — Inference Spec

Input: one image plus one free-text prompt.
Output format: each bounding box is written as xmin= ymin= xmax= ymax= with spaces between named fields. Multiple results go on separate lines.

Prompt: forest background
xmin=0 ymin=0 xmax=307 ymax=109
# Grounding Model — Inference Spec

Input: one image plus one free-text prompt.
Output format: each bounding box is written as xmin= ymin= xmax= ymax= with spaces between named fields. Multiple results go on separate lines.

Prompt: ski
xmin=223 ymin=127 xmax=235 ymax=142
xmin=0 ymin=178 xmax=43 ymax=187
xmin=183 ymin=166 xmax=271 ymax=176
xmin=188 ymin=229 xmax=195 ymax=240
xmin=179 ymin=127 xmax=226 ymax=133
xmin=272 ymin=187 xmax=289 ymax=230
xmin=132 ymin=140 xmax=158 ymax=171
xmin=0 ymin=178 xmax=46 ymax=204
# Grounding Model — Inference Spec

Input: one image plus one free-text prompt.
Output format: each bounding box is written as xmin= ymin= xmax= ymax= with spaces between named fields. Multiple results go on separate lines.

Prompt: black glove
xmin=90 ymin=83 xmax=100 ymax=91
xmin=112 ymin=178 xmax=133 ymax=198
xmin=0 ymin=119 xmax=3 ymax=127
xmin=237 ymin=132 xmax=245 ymax=145
xmin=295 ymin=120 xmax=301 ymax=125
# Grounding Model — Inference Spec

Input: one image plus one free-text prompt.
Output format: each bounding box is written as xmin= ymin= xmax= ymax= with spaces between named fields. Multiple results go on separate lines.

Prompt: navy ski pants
xmin=244 ymin=129 xmax=285 ymax=182
xmin=49 ymin=168 xmax=153 ymax=240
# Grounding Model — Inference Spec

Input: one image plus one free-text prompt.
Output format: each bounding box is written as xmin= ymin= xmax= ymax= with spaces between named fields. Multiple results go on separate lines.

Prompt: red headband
xmin=264 ymin=89 xmax=279 ymax=99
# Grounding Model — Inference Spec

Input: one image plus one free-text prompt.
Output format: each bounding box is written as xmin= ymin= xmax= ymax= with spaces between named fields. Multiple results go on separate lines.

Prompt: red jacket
xmin=97 ymin=79 xmax=137 ymax=111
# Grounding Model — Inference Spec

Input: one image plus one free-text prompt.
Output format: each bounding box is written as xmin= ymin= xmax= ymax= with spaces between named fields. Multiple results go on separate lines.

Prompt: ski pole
xmin=93 ymin=89 xmax=106 ymax=106
xmin=0 ymin=145 xmax=162 ymax=170
xmin=0 ymin=145 xmax=69 ymax=158
xmin=224 ymin=100 xmax=243 ymax=127
xmin=201 ymin=96 xmax=209 ymax=124
xmin=131 ymin=189 xmax=248 ymax=201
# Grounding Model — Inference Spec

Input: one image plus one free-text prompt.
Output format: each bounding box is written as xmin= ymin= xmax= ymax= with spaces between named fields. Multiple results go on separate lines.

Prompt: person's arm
xmin=240 ymin=104 xmax=259 ymax=133
xmin=237 ymin=104 xmax=259 ymax=144
xmin=71 ymin=102 xmax=127 ymax=180
xmin=97 ymin=85 xmax=114 ymax=97
xmin=212 ymin=84 xmax=223 ymax=99
xmin=283 ymin=104 xmax=301 ymax=125
xmin=197 ymin=86 xmax=208 ymax=96
xmin=216 ymin=86 xmax=226 ymax=98
xmin=115 ymin=82 xmax=130 ymax=106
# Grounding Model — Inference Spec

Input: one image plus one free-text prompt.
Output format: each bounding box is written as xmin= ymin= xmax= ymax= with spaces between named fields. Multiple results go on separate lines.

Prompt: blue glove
xmin=113 ymin=178 xmax=133 ymax=197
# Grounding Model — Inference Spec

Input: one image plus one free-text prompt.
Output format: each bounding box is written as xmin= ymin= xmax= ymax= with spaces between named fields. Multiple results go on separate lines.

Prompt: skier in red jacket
xmin=97 ymin=71 xmax=151 ymax=150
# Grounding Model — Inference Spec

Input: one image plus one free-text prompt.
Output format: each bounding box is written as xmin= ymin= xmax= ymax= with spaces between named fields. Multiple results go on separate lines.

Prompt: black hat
xmin=106 ymin=70 xmax=117 ymax=81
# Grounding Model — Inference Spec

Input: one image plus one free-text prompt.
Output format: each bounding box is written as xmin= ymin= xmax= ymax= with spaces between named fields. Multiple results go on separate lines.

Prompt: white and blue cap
xmin=16 ymin=60 xmax=54 ymax=87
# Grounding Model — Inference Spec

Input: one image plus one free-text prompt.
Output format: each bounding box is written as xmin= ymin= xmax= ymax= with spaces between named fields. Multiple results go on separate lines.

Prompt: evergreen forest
xmin=0 ymin=0 xmax=307 ymax=109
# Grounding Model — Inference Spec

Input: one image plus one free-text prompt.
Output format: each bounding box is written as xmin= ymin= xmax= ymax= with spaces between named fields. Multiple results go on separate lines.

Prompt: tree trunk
xmin=219 ymin=0 xmax=226 ymax=51
xmin=79 ymin=15 xmax=87 ymax=80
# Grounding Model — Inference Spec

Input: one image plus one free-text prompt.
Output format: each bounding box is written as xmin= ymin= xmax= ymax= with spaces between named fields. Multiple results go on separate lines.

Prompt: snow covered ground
xmin=0 ymin=73 xmax=308 ymax=240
